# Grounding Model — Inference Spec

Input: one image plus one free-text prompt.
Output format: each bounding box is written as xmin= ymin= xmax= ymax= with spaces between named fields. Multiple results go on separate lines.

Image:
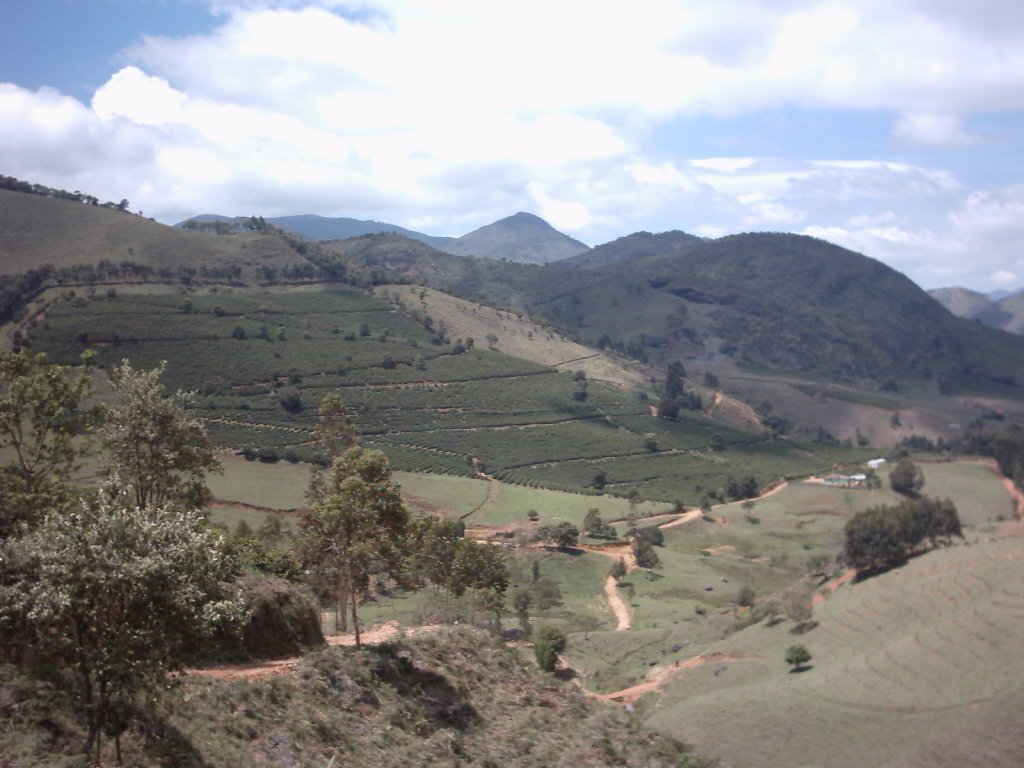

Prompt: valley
xmin=3 ymin=182 xmax=1024 ymax=767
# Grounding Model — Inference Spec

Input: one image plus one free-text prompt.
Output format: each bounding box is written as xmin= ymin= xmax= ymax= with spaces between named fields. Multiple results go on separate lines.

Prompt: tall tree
xmin=0 ymin=484 xmax=242 ymax=761
xmin=889 ymin=457 xmax=925 ymax=497
xmin=299 ymin=446 xmax=409 ymax=647
xmin=100 ymin=360 xmax=220 ymax=510
xmin=0 ymin=350 xmax=95 ymax=536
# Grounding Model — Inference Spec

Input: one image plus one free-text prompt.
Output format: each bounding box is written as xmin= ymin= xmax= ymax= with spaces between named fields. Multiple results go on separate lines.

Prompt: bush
xmin=205 ymin=575 xmax=325 ymax=661
xmin=533 ymin=626 xmax=567 ymax=672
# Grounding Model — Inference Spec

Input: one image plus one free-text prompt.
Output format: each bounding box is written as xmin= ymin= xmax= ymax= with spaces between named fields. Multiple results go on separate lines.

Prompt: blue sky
xmin=2 ymin=0 xmax=1023 ymax=291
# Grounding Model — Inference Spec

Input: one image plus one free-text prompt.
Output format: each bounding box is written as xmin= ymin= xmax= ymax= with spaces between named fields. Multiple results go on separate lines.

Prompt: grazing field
xmin=30 ymin=286 xmax=866 ymax=501
xmin=642 ymin=527 xmax=1024 ymax=768
xmin=562 ymin=460 xmax=1018 ymax=701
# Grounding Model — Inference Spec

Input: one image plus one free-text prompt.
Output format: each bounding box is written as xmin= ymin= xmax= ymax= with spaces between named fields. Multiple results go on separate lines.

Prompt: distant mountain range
xmin=178 ymin=211 xmax=589 ymax=265
xmin=930 ymin=287 xmax=1024 ymax=335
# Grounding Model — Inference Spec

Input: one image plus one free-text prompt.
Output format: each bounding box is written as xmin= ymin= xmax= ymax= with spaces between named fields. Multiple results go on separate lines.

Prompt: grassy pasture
xmin=642 ymin=530 xmax=1024 ymax=768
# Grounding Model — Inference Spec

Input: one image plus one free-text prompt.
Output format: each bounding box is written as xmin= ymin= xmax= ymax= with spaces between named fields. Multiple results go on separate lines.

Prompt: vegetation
xmin=889 ymin=456 xmax=925 ymax=497
xmin=785 ymin=643 xmax=812 ymax=671
xmin=100 ymin=360 xmax=221 ymax=509
xmin=844 ymin=496 xmax=962 ymax=573
xmin=0 ymin=484 xmax=242 ymax=761
xmin=534 ymin=625 xmax=569 ymax=672
xmin=0 ymin=350 xmax=96 ymax=536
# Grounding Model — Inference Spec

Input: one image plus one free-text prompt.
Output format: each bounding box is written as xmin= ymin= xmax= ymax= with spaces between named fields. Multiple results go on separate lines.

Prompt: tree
xmin=299 ymin=446 xmax=409 ymax=647
xmin=632 ymin=535 xmax=662 ymax=569
xmin=513 ymin=587 xmax=532 ymax=636
xmin=889 ymin=457 xmax=925 ymax=497
xmin=534 ymin=625 xmax=567 ymax=673
xmin=0 ymin=484 xmax=242 ymax=761
xmin=100 ymin=360 xmax=220 ymax=510
xmin=0 ymin=350 xmax=95 ymax=536
xmin=609 ymin=557 xmax=627 ymax=580
xmin=785 ymin=643 xmax=812 ymax=671
xmin=736 ymin=585 xmax=756 ymax=608
xmin=536 ymin=521 xmax=579 ymax=550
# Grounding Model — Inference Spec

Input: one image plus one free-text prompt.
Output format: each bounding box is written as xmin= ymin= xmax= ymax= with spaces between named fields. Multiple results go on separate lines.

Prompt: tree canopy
xmin=844 ymin=496 xmax=962 ymax=573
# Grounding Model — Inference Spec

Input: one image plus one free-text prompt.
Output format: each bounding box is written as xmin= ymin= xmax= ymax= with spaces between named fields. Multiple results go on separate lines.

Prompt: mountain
xmin=332 ymin=230 xmax=1024 ymax=396
xmin=977 ymin=291 xmax=1024 ymax=335
xmin=178 ymin=213 xmax=454 ymax=249
xmin=560 ymin=230 xmax=704 ymax=269
xmin=929 ymin=287 xmax=993 ymax=319
xmin=441 ymin=212 xmax=589 ymax=264
xmin=931 ymin=286 xmax=1024 ymax=336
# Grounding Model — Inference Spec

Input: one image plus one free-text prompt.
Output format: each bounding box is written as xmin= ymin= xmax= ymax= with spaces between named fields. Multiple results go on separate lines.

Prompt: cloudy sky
xmin=1 ymin=0 xmax=1023 ymax=291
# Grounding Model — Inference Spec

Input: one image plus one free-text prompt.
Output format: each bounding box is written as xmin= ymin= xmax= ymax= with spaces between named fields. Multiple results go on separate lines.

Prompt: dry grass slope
xmin=0 ymin=190 xmax=308 ymax=277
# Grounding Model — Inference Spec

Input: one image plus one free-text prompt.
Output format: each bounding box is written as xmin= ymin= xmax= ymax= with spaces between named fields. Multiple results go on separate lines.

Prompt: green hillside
xmin=328 ymin=231 xmax=1024 ymax=397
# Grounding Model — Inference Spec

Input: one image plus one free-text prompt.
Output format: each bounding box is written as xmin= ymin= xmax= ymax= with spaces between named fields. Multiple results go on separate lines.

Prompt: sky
xmin=1 ymin=1 xmax=1023 ymax=292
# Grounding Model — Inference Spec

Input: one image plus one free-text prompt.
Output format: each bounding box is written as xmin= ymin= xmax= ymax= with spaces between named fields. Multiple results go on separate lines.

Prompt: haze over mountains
xmin=930 ymin=286 xmax=1024 ymax=336
xmin=180 ymin=210 xmax=589 ymax=265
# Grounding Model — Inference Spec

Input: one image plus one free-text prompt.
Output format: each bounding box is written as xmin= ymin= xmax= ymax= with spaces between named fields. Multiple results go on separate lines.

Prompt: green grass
xmin=642 ymin=531 xmax=1024 ymax=768
xmin=207 ymin=455 xmax=312 ymax=509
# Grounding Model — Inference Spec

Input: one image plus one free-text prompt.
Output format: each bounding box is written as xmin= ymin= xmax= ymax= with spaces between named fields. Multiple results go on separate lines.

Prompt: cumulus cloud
xmin=0 ymin=0 xmax=1021 ymax=288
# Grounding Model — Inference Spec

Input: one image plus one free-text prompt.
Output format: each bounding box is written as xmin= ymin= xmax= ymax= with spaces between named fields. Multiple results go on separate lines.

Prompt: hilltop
xmin=560 ymin=230 xmax=704 ymax=270
xmin=441 ymin=212 xmax=590 ymax=264
xmin=0 ymin=189 xmax=309 ymax=279
xmin=179 ymin=212 xmax=455 ymax=250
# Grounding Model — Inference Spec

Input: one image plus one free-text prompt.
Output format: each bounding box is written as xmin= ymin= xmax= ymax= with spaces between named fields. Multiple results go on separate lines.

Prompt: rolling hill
xmin=932 ymin=286 xmax=1024 ymax=336
xmin=0 ymin=190 xmax=309 ymax=279
xmin=326 ymin=230 xmax=1024 ymax=397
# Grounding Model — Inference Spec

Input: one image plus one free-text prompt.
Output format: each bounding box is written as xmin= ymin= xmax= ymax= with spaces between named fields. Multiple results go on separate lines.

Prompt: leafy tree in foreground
xmin=534 ymin=625 xmax=568 ymax=673
xmin=0 ymin=350 xmax=95 ymax=536
xmin=889 ymin=456 xmax=925 ymax=497
xmin=0 ymin=484 xmax=242 ymax=762
xmin=100 ymin=360 xmax=220 ymax=510
xmin=299 ymin=446 xmax=409 ymax=648
xmin=785 ymin=644 xmax=812 ymax=672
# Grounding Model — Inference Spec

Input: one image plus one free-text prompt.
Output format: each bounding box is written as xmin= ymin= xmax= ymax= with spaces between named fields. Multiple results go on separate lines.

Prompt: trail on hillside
xmin=603 ymin=575 xmax=632 ymax=631
xmin=189 ymin=622 xmax=442 ymax=681
xmin=599 ymin=653 xmax=754 ymax=705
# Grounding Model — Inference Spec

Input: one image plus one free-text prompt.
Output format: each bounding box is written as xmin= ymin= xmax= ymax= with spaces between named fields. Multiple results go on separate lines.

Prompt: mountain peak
xmin=441 ymin=212 xmax=589 ymax=265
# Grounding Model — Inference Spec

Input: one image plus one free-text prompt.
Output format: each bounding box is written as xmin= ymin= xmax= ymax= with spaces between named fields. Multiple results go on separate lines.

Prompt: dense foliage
xmin=844 ymin=496 xmax=962 ymax=573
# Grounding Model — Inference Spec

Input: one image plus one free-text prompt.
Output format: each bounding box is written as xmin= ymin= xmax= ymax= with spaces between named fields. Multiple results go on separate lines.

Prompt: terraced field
xmin=30 ymin=285 xmax=863 ymax=502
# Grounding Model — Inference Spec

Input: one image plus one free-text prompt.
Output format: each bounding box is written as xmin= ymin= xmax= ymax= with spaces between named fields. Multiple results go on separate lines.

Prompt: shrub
xmin=533 ymin=626 xmax=567 ymax=672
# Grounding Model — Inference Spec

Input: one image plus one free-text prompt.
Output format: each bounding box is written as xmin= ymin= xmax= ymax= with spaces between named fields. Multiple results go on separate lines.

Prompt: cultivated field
xmin=30 ymin=286 xmax=865 ymax=502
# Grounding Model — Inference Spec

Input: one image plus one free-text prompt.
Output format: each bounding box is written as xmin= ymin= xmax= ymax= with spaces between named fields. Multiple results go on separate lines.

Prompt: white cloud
xmin=0 ymin=0 xmax=1021 ymax=290
xmin=894 ymin=112 xmax=976 ymax=146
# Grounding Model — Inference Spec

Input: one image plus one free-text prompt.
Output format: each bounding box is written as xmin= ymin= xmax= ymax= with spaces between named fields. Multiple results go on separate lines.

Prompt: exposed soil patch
xmin=601 ymin=653 xmax=754 ymax=705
